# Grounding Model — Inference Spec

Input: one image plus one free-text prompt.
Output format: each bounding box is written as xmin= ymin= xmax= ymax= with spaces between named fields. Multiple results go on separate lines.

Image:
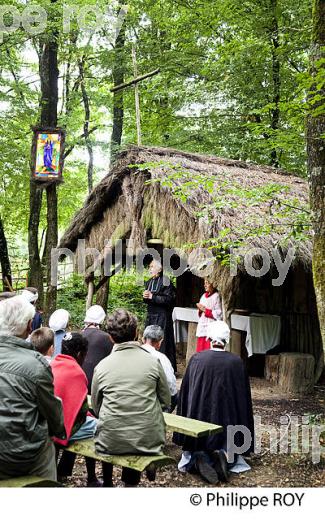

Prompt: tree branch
xmin=110 ymin=68 xmax=160 ymax=93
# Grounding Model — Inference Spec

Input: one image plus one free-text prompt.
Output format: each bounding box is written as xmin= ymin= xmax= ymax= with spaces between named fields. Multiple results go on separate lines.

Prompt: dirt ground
xmin=65 ymin=377 xmax=325 ymax=488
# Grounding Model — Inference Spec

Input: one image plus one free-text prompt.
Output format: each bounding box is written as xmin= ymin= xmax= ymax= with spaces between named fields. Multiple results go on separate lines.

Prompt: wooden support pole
xmin=86 ymin=280 xmax=94 ymax=310
xmin=132 ymin=44 xmax=141 ymax=146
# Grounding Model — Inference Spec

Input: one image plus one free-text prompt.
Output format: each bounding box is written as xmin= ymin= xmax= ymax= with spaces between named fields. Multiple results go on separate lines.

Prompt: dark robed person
xmin=143 ymin=259 xmax=177 ymax=372
xmin=173 ymin=320 xmax=254 ymax=484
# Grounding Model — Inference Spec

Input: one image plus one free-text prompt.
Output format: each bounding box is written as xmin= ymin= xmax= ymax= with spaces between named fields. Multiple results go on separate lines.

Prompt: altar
xmin=230 ymin=313 xmax=281 ymax=357
xmin=172 ymin=307 xmax=199 ymax=364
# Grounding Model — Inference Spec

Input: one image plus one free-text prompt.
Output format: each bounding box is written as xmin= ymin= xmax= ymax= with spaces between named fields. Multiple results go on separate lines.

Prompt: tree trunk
xmin=28 ymin=180 xmax=44 ymax=304
xmin=110 ymin=3 xmax=126 ymax=164
xmin=39 ymin=0 xmax=59 ymax=319
xmin=265 ymin=354 xmax=280 ymax=383
xmin=270 ymin=0 xmax=280 ymax=167
xmin=278 ymin=353 xmax=315 ymax=395
xmin=0 ymin=217 xmax=12 ymax=291
xmin=79 ymin=59 xmax=94 ymax=193
xmin=45 ymin=184 xmax=58 ymax=317
xmin=307 ymin=0 xmax=325 ymax=373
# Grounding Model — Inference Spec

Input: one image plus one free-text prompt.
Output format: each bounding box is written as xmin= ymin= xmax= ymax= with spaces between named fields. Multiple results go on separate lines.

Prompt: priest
xmin=143 ymin=259 xmax=177 ymax=372
xmin=173 ymin=320 xmax=254 ymax=484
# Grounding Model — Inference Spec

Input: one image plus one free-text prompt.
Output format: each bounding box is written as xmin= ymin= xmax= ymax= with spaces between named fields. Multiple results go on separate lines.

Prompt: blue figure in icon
xmin=43 ymin=139 xmax=54 ymax=171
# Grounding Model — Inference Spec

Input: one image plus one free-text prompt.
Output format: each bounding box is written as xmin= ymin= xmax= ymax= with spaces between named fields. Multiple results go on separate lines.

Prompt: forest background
xmin=0 ymin=0 xmax=323 ymax=329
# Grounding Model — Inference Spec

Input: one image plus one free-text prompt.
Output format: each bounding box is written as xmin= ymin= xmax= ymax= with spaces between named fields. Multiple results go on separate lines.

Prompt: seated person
xmin=91 ymin=309 xmax=171 ymax=487
xmin=49 ymin=308 xmax=70 ymax=357
xmin=173 ymin=321 xmax=254 ymax=485
xmin=21 ymin=287 xmax=42 ymax=331
xmin=142 ymin=324 xmax=178 ymax=412
xmin=51 ymin=332 xmax=101 ymax=487
xmin=0 ymin=296 xmax=65 ymax=481
xmin=81 ymin=305 xmax=113 ymax=393
xmin=30 ymin=327 xmax=54 ymax=363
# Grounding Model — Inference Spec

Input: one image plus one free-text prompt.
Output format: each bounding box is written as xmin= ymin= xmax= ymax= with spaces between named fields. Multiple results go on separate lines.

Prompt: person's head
xmin=204 ymin=278 xmax=216 ymax=294
xmin=84 ymin=305 xmax=106 ymax=327
xmin=49 ymin=309 xmax=70 ymax=332
xmin=106 ymin=309 xmax=138 ymax=344
xmin=0 ymin=296 xmax=35 ymax=339
xmin=30 ymin=327 xmax=54 ymax=358
xmin=149 ymin=259 xmax=162 ymax=278
xmin=143 ymin=325 xmax=164 ymax=350
xmin=206 ymin=321 xmax=230 ymax=349
xmin=61 ymin=331 xmax=88 ymax=366
xmin=21 ymin=287 xmax=38 ymax=305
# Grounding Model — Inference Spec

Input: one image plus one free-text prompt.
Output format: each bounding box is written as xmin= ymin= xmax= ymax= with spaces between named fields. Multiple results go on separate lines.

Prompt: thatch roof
xmin=60 ymin=145 xmax=311 ymax=269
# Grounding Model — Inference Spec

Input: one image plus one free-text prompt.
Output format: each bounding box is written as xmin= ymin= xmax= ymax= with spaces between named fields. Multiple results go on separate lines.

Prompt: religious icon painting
xmin=31 ymin=127 xmax=65 ymax=183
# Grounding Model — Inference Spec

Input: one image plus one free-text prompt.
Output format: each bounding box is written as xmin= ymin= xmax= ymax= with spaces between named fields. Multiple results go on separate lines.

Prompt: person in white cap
xmin=173 ymin=320 xmax=254 ymax=485
xmin=81 ymin=305 xmax=113 ymax=393
xmin=21 ymin=287 xmax=42 ymax=331
xmin=49 ymin=308 xmax=70 ymax=357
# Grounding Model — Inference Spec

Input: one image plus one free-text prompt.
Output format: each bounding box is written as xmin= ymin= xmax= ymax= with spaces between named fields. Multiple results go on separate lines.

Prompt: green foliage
xmin=56 ymin=273 xmax=88 ymax=328
xmin=108 ymin=268 xmax=148 ymax=328
xmin=57 ymin=269 xmax=148 ymax=330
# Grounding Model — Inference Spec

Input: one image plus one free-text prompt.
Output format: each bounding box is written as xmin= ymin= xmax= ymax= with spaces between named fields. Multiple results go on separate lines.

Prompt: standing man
xmin=143 ymin=260 xmax=177 ymax=372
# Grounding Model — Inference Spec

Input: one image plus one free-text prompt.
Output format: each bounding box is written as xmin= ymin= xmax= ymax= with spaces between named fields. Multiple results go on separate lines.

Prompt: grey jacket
xmin=0 ymin=335 xmax=65 ymax=465
xmin=91 ymin=341 xmax=171 ymax=455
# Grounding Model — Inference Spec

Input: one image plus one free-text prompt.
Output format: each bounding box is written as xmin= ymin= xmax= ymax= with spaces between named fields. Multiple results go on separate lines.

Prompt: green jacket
xmin=91 ymin=341 xmax=171 ymax=455
xmin=0 ymin=335 xmax=65 ymax=465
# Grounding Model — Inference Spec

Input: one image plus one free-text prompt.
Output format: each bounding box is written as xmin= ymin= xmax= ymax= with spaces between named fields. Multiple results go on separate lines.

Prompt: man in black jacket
xmin=0 ymin=296 xmax=65 ymax=481
xmin=143 ymin=260 xmax=177 ymax=372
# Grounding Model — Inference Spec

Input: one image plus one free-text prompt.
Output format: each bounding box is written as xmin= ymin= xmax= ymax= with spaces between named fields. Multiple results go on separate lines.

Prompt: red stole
xmin=51 ymin=354 xmax=88 ymax=446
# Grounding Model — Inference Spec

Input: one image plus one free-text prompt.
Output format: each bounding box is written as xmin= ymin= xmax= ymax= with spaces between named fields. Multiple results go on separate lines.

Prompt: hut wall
xmin=176 ymin=272 xmax=204 ymax=308
xmin=232 ymin=266 xmax=322 ymax=361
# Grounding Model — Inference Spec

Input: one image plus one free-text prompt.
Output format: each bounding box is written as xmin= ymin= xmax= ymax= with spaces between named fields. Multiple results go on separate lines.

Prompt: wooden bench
xmin=163 ymin=413 xmax=223 ymax=438
xmin=63 ymin=414 xmax=222 ymax=471
xmin=64 ymin=438 xmax=174 ymax=473
xmin=0 ymin=476 xmax=62 ymax=487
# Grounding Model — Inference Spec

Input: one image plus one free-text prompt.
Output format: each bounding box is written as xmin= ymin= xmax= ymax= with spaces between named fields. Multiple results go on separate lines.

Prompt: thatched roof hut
xmin=60 ymin=145 xmax=321 ymax=372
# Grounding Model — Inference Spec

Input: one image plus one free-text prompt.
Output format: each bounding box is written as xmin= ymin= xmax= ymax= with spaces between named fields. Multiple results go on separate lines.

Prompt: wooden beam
xmin=86 ymin=280 xmax=94 ymax=310
xmin=110 ymin=68 xmax=160 ymax=93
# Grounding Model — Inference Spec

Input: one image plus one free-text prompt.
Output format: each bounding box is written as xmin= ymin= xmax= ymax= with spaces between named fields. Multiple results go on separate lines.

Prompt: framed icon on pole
xmin=31 ymin=127 xmax=65 ymax=183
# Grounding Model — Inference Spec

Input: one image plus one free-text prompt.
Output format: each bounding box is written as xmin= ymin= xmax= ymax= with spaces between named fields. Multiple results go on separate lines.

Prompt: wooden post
xmin=132 ymin=44 xmax=141 ymax=146
xmin=86 ymin=280 xmax=94 ymax=310
xmin=230 ymin=329 xmax=242 ymax=357
xmin=186 ymin=322 xmax=198 ymax=366
xmin=96 ymin=277 xmax=110 ymax=313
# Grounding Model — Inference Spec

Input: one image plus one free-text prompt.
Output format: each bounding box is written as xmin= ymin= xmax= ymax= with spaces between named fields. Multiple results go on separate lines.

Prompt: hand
xmin=143 ymin=290 xmax=153 ymax=299
xmin=197 ymin=303 xmax=205 ymax=312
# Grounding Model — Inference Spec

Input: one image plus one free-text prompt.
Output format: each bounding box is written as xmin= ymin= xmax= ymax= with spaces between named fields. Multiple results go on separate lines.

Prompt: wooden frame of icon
xmin=31 ymin=127 xmax=66 ymax=183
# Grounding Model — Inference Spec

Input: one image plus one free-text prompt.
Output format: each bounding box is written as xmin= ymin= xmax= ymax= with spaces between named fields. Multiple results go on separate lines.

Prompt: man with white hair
xmin=0 ymin=296 xmax=65 ymax=481
xmin=142 ymin=324 xmax=178 ymax=411
xmin=81 ymin=305 xmax=113 ymax=393
xmin=173 ymin=320 xmax=254 ymax=485
xmin=143 ymin=259 xmax=177 ymax=372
